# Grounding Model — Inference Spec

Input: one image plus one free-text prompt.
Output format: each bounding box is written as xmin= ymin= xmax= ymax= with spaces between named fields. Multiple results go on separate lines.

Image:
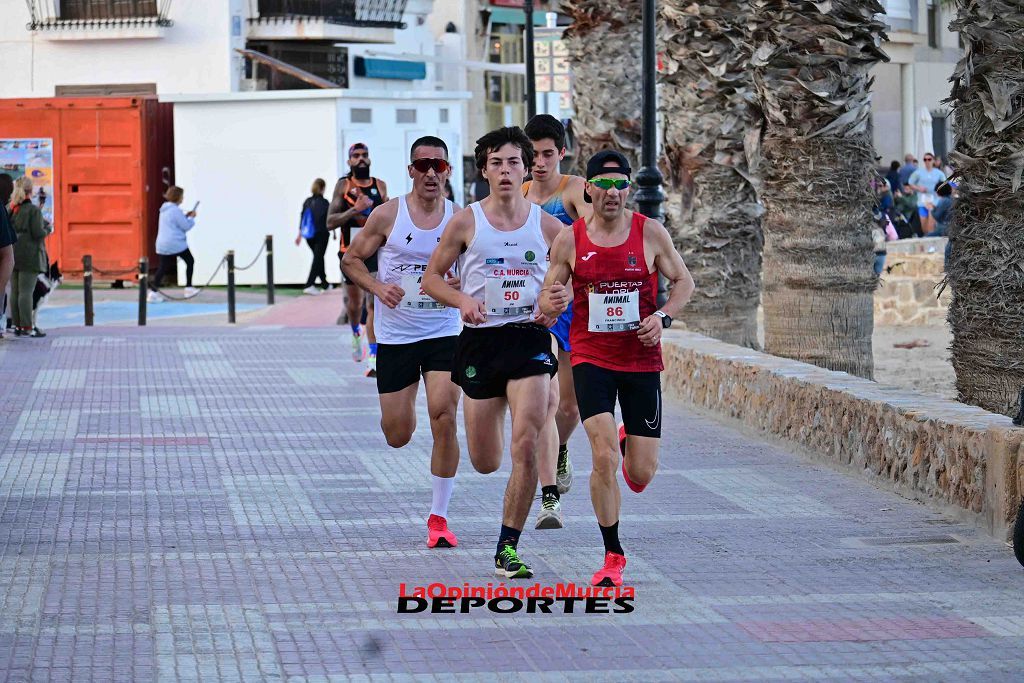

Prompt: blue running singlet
xmin=523 ymin=176 xmax=574 ymax=352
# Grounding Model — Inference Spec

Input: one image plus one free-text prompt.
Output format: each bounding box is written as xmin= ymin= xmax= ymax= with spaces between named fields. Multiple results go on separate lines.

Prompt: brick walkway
xmin=1 ymin=325 xmax=1023 ymax=681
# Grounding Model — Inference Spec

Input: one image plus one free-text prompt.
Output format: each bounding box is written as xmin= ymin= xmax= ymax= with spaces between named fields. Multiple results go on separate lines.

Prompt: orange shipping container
xmin=0 ymin=97 xmax=174 ymax=278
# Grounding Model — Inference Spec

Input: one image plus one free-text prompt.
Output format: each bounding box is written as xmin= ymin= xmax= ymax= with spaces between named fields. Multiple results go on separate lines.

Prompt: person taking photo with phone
xmin=150 ymin=186 xmax=199 ymax=302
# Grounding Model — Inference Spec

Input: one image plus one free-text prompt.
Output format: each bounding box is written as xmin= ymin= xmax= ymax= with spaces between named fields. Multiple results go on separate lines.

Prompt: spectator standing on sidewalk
xmin=907 ymin=153 xmax=947 ymax=235
xmin=9 ymin=177 xmax=48 ymax=337
xmin=296 ymin=178 xmax=331 ymax=295
xmin=150 ymin=186 xmax=198 ymax=303
xmin=0 ymin=174 xmax=15 ymax=339
xmin=897 ymin=153 xmax=917 ymax=188
xmin=885 ymin=160 xmax=901 ymax=194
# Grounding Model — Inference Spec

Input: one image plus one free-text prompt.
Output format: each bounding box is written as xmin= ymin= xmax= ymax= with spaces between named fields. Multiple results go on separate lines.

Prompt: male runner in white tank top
xmin=342 ymin=136 xmax=463 ymax=549
xmin=423 ymin=127 xmax=564 ymax=579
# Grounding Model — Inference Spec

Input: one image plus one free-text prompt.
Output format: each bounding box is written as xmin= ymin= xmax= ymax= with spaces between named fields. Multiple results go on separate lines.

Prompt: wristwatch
xmin=653 ymin=311 xmax=672 ymax=328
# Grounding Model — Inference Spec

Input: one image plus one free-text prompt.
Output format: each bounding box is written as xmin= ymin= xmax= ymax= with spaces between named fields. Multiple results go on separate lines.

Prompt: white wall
xmin=0 ymin=0 xmax=242 ymax=97
xmin=171 ymin=94 xmax=341 ymax=287
xmin=168 ymin=90 xmax=468 ymax=286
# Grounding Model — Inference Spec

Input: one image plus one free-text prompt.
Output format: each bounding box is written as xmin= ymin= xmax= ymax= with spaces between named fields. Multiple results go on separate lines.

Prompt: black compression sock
xmin=599 ymin=522 xmax=624 ymax=556
xmin=541 ymin=484 xmax=560 ymax=501
xmin=497 ymin=525 xmax=521 ymax=556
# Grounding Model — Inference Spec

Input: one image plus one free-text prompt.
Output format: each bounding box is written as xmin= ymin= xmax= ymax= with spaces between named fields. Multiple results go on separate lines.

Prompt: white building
xmin=167 ymin=88 xmax=467 ymax=287
xmin=0 ymin=0 xmax=473 ymax=285
xmin=872 ymin=0 xmax=962 ymax=164
xmin=0 ymin=1 xmax=462 ymax=97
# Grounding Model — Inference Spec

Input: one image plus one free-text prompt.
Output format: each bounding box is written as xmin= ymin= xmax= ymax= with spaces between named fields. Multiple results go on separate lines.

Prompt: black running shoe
xmin=494 ymin=544 xmax=533 ymax=579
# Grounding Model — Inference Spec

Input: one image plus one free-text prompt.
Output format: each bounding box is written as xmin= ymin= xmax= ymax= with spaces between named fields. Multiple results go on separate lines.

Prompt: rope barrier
xmin=84 ymin=235 xmax=274 ymax=326
xmin=151 ymin=256 xmax=227 ymax=301
xmin=233 ymin=240 xmax=267 ymax=272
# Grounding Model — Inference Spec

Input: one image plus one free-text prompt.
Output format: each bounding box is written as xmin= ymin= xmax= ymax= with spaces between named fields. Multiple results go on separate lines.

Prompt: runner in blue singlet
xmin=523 ymin=114 xmax=590 ymax=530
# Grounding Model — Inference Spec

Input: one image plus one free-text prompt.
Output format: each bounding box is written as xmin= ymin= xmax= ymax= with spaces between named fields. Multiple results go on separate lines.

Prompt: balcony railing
xmin=251 ymin=0 xmax=408 ymax=29
xmin=27 ymin=0 xmax=174 ymax=30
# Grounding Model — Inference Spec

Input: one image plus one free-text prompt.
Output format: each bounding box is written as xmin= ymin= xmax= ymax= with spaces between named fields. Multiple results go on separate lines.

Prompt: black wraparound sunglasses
xmin=411 ymin=158 xmax=450 ymax=173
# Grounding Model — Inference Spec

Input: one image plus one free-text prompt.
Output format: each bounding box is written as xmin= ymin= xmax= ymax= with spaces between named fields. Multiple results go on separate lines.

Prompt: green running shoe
xmin=556 ymin=444 xmax=573 ymax=494
xmin=494 ymin=544 xmax=534 ymax=579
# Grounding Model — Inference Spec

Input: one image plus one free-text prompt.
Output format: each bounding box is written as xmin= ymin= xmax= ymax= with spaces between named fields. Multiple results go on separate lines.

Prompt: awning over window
xmin=488 ymin=7 xmax=546 ymax=26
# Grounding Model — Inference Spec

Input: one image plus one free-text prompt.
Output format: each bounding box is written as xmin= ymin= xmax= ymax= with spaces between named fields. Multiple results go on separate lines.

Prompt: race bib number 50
xmin=588 ymin=290 xmax=640 ymax=332
xmin=400 ymin=274 xmax=444 ymax=310
xmin=485 ymin=274 xmax=535 ymax=316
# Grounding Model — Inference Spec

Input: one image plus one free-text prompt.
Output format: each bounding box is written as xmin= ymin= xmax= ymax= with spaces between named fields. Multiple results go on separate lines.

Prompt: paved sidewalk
xmin=1 ymin=325 xmax=1023 ymax=682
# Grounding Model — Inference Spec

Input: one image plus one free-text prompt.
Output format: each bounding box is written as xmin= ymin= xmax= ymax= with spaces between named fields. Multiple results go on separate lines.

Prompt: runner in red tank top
xmin=540 ymin=150 xmax=695 ymax=588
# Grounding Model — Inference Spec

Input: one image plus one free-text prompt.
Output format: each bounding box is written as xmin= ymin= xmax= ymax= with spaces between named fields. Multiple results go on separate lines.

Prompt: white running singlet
xmin=374 ymin=196 xmax=461 ymax=344
xmin=457 ymin=201 xmax=547 ymax=329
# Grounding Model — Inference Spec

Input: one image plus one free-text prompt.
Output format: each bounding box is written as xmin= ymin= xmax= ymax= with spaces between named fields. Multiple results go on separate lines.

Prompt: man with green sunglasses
xmin=540 ymin=149 xmax=695 ymax=587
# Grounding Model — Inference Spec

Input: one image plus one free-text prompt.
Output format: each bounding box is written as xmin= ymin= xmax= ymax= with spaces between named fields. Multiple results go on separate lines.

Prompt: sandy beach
xmin=873 ymin=322 xmax=956 ymax=400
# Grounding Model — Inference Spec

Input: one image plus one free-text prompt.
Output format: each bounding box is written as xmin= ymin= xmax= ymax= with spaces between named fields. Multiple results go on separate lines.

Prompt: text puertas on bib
xmin=588 ymin=289 xmax=640 ymax=332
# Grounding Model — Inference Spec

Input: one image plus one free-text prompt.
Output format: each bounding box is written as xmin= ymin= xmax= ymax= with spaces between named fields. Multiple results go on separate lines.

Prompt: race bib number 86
xmin=588 ymin=290 xmax=640 ymax=332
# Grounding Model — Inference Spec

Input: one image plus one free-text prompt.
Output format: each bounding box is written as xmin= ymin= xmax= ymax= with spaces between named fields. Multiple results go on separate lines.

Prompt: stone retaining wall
xmin=662 ymin=330 xmax=1024 ymax=539
xmin=875 ymin=237 xmax=950 ymax=325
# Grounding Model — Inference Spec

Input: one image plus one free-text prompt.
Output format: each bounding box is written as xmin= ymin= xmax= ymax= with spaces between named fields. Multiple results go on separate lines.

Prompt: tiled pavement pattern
xmin=1 ymin=326 xmax=1024 ymax=682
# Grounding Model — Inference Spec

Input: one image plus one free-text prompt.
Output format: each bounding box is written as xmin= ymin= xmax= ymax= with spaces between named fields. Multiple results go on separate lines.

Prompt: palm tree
xmin=946 ymin=0 xmax=1024 ymax=418
xmin=659 ymin=1 xmax=764 ymax=347
xmin=561 ymin=0 xmax=642 ymax=173
xmin=750 ymin=0 xmax=888 ymax=379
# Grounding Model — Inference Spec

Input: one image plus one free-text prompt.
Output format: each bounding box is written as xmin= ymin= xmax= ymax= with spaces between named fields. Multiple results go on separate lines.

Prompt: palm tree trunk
xmin=660 ymin=1 xmax=764 ymax=348
xmin=751 ymin=0 xmax=887 ymax=379
xmin=562 ymin=0 xmax=642 ymax=173
xmin=946 ymin=1 xmax=1024 ymax=417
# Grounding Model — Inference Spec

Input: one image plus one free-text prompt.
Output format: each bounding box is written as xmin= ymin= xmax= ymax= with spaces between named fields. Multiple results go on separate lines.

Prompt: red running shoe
xmin=591 ymin=551 xmax=627 ymax=587
xmin=426 ymin=514 xmax=458 ymax=548
xmin=619 ymin=423 xmax=646 ymax=493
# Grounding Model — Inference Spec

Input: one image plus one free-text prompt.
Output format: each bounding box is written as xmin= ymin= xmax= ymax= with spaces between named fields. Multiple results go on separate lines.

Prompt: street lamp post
xmin=524 ymin=0 xmax=537 ymax=120
xmin=634 ymin=0 xmax=667 ymax=306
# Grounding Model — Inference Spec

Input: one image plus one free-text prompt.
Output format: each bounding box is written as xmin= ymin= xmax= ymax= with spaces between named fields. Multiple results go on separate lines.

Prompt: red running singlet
xmin=569 ymin=212 xmax=663 ymax=373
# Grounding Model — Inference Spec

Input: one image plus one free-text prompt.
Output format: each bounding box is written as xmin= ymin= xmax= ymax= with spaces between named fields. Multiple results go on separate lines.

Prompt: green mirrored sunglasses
xmin=588 ymin=178 xmax=631 ymax=190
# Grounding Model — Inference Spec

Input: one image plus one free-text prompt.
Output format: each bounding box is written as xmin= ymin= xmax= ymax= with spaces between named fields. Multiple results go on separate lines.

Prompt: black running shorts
xmin=452 ymin=323 xmax=557 ymax=400
xmin=340 ymin=251 xmax=377 ymax=285
xmin=572 ymin=362 xmax=662 ymax=438
xmin=376 ymin=335 xmax=458 ymax=394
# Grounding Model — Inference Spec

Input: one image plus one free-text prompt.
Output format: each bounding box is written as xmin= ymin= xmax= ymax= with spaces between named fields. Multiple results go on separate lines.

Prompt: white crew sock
xmin=430 ymin=475 xmax=455 ymax=519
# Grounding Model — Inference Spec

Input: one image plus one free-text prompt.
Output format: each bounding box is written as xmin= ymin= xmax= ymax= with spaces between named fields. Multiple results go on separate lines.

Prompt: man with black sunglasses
xmin=540 ymin=150 xmax=695 ymax=587
xmin=328 ymin=143 xmax=389 ymax=376
xmin=342 ymin=136 xmax=463 ymax=550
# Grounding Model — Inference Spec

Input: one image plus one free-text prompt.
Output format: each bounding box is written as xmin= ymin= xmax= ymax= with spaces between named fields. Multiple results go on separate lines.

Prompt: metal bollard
xmin=138 ymin=257 xmax=148 ymax=326
xmin=265 ymin=234 xmax=275 ymax=305
xmin=83 ymin=254 xmax=94 ymax=327
xmin=227 ymin=250 xmax=236 ymax=324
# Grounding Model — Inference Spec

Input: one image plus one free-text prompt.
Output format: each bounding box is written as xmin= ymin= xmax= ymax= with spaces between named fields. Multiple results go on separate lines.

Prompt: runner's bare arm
xmin=564 ymin=175 xmax=591 ymax=222
xmin=532 ymin=212 xmax=567 ymax=327
xmin=540 ymin=211 xmax=563 ymax=247
xmin=636 ymin=218 xmax=695 ymax=346
xmin=378 ymin=179 xmax=390 ymax=203
xmin=422 ymin=208 xmax=485 ymax=324
xmin=341 ymin=200 xmax=400 ymax=306
xmin=326 ymin=178 xmax=361 ymax=229
xmin=539 ymin=227 xmax=574 ymax=317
